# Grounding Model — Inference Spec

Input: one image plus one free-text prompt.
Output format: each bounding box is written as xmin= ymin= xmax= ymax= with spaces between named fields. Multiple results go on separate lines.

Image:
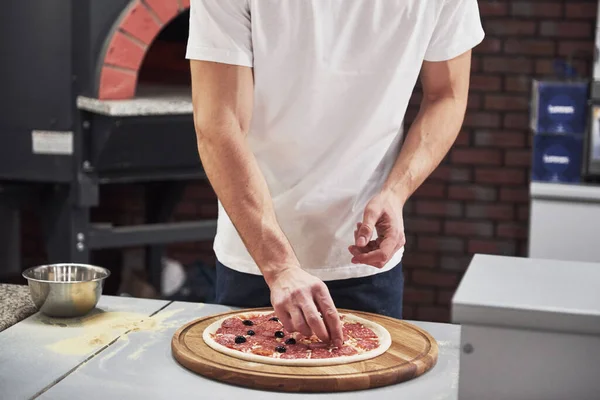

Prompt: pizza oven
xmin=0 ymin=0 xmax=216 ymax=290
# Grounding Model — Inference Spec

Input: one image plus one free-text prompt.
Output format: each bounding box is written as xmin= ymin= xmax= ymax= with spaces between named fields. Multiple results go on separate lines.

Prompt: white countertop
xmin=530 ymin=181 xmax=600 ymax=202
xmin=0 ymin=296 xmax=461 ymax=399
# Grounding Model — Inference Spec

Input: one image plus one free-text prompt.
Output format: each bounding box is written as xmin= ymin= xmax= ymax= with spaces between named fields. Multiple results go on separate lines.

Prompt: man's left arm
xmin=384 ymin=50 xmax=471 ymax=205
xmin=350 ymin=50 xmax=472 ymax=266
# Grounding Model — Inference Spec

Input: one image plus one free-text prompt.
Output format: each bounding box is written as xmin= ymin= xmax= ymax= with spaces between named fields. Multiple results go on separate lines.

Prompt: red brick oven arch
xmin=98 ymin=0 xmax=190 ymax=100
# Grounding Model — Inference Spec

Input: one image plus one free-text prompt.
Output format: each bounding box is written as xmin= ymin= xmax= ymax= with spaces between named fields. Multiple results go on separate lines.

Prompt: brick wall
xmin=17 ymin=1 xmax=598 ymax=322
xmin=401 ymin=0 xmax=597 ymax=322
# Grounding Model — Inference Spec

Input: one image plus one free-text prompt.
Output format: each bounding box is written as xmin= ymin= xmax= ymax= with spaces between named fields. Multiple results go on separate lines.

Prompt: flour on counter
xmin=46 ymin=308 xmax=185 ymax=355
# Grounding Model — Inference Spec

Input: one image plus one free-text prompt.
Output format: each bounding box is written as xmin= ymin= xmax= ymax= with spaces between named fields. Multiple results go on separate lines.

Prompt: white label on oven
xmin=31 ymin=130 xmax=73 ymax=155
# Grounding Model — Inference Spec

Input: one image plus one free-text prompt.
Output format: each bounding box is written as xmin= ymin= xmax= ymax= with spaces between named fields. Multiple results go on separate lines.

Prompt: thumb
xmin=356 ymin=204 xmax=379 ymax=247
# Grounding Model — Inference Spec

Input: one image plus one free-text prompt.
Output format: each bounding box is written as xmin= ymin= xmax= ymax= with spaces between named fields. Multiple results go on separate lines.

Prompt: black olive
xmin=242 ymin=320 xmax=253 ymax=326
xmin=247 ymin=330 xmax=255 ymax=336
xmin=274 ymin=330 xmax=284 ymax=338
xmin=269 ymin=317 xmax=279 ymax=322
xmin=235 ymin=336 xmax=247 ymax=344
xmin=275 ymin=345 xmax=286 ymax=353
xmin=285 ymin=338 xmax=296 ymax=345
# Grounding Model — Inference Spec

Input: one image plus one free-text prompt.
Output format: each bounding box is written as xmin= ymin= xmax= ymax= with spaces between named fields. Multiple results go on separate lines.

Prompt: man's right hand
xmin=267 ymin=267 xmax=344 ymax=348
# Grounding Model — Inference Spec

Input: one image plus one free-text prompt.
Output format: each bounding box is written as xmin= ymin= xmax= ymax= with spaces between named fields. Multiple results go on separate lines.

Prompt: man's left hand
xmin=348 ymin=190 xmax=406 ymax=268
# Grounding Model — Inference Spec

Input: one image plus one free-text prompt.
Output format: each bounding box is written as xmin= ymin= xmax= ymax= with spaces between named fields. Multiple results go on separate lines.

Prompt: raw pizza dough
xmin=202 ymin=310 xmax=392 ymax=366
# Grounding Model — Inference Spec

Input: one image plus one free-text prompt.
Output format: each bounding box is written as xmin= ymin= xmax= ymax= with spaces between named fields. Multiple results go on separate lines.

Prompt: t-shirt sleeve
xmin=186 ymin=0 xmax=253 ymax=67
xmin=424 ymin=0 xmax=485 ymax=62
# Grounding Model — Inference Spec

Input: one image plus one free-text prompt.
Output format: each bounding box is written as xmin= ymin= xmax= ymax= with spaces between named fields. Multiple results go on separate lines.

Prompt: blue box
xmin=530 ymin=80 xmax=589 ymax=135
xmin=532 ymin=134 xmax=583 ymax=183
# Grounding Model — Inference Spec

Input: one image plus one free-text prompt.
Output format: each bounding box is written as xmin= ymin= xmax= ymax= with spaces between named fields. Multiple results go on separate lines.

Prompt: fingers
xmin=276 ymin=309 xmax=295 ymax=334
xmin=300 ymin=300 xmax=330 ymax=343
xmin=356 ymin=207 xmax=379 ymax=247
xmin=314 ymin=290 xmax=344 ymax=348
xmin=289 ymin=307 xmax=313 ymax=337
xmin=350 ymin=232 xmax=405 ymax=267
xmin=351 ymin=236 xmax=399 ymax=268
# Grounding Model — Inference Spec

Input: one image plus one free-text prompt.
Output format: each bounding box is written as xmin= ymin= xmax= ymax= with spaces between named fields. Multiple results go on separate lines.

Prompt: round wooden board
xmin=171 ymin=308 xmax=438 ymax=393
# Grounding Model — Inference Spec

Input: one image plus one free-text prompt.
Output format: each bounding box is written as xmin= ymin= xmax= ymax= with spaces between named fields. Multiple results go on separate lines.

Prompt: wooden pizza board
xmin=171 ymin=307 xmax=438 ymax=393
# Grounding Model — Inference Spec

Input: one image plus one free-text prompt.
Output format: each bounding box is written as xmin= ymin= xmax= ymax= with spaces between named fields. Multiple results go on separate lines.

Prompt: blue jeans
xmin=214 ymin=261 xmax=404 ymax=319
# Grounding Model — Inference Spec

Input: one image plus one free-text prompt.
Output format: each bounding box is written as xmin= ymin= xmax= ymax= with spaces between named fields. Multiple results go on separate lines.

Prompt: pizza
xmin=202 ymin=310 xmax=391 ymax=366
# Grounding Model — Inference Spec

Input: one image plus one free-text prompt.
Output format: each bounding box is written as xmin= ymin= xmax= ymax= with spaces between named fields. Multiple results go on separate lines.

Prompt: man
xmin=186 ymin=0 xmax=484 ymax=347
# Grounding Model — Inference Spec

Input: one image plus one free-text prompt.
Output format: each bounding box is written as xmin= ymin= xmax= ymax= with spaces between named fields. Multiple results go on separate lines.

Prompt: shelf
xmin=77 ymin=85 xmax=193 ymax=117
xmin=88 ymin=220 xmax=217 ymax=249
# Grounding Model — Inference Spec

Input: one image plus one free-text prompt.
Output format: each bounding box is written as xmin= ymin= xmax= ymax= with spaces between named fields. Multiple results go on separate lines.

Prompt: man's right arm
xmin=190 ymin=60 xmax=343 ymax=347
xmin=191 ymin=60 xmax=295 ymax=285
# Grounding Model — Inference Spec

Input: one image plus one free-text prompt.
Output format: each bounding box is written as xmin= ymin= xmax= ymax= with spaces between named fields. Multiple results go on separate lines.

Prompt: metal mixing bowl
xmin=22 ymin=263 xmax=110 ymax=318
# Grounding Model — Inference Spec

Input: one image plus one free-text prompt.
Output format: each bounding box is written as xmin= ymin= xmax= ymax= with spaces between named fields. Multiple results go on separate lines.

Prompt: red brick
xmin=484 ymin=20 xmax=536 ymax=36
xmin=404 ymin=217 xmax=442 ymax=234
xmin=404 ymin=288 xmax=436 ymax=305
xmin=413 ymin=182 xmax=446 ymax=199
xmin=504 ymin=113 xmax=529 ymax=130
xmin=468 ymin=93 xmax=482 ymax=110
xmin=475 ymin=168 xmax=526 ymax=185
xmin=471 ymin=56 xmax=481 ymax=72
xmin=465 ymin=204 xmax=515 ymax=221
xmin=403 ymin=200 xmax=414 ymax=215
xmin=518 ymin=205 xmax=530 ymax=221
xmin=413 ymin=271 xmax=459 ymax=288
xmin=448 ymin=185 xmax=497 ymax=201
xmin=518 ymin=240 xmax=529 ymax=257
xmin=505 ymin=150 xmax=532 ymax=167
xmin=440 ymin=256 xmax=473 ymax=272
xmin=451 ymin=148 xmax=503 ymax=165
xmin=402 ymin=252 xmax=438 ymax=268
xmin=418 ymin=236 xmax=464 ymax=253
xmin=145 ymin=0 xmax=180 ymax=23
xmin=468 ymin=239 xmax=517 ymax=255
xmin=473 ymin=130 xmax=527 ymax=148
xmin=404 ymin=234 xmax=416 ymax=252
xmin=566 ymin=3 xmax=598 ymax=19
xmin=470 ymin=75 xmax=502 ymax=91
xmin=558 ymin=41 xmax=595 ymax=58
xmin=535 ymin=59 xmax=556 ymax=75
xmin=497 ymin=222 xmax=529 ymax=239
xmin=454 ymin=130 xmax=471 ymax=146
xmin=416 ymin=306 xmax=451 ymax=323
xmin=415 ymin=201 xmax=463 ymax=218
xmin=103 ymin=31 xmax=146 ymax=71
xmin=430 ymin=165 xmax=472 ymax=182
xmin=98 ymin=66 xmax=137 ymax=100
xmin=505 ymin=76 xmax=532 ymax=93
xmin=437 ymin=290 xmax=456 ymax=306
xmin=445 ymin=221 xmax=494 ymax=237
xmin=474 ymin=38 xmax=502 ymax=54
xmin=540 ymin=21 xmax=593 ymax=38
xmin=403 ymin=305 xmax=416 ymax=320
xmin=464 ymin=111 xmax=502 ymax=128
xmin=479 ymin=2 xmax=508 ymax=16
xmin=500 ymin=187 xmax=530 ymax=203
xmin=181 ymin=0 xmax=190 ymax=8
xmin=485 ymin=94 xmax=530 ymax=112
xmin=510 ymin=2 xmax=562 ymax=18
xmin=120 ymin=0 xmax=163 ymax=45
xmin=504 ymin=39 xmax=556 ymax=56
xmin=483 ymin=57 xmax=533 ymax=74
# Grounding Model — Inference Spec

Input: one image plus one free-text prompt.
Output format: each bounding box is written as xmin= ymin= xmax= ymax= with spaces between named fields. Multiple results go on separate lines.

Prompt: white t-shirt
xmin=186 ymin=0 xmax=484 ymax=281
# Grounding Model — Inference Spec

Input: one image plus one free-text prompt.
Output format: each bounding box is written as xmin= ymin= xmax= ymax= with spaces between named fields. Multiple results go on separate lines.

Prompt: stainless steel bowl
xmin=22 ymin=263 xmax=110 ymax=318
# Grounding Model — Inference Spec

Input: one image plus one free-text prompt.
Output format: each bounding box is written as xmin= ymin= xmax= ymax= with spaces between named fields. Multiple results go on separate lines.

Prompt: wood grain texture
xmin=171 ymin=308 xmax=438 ymax=393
